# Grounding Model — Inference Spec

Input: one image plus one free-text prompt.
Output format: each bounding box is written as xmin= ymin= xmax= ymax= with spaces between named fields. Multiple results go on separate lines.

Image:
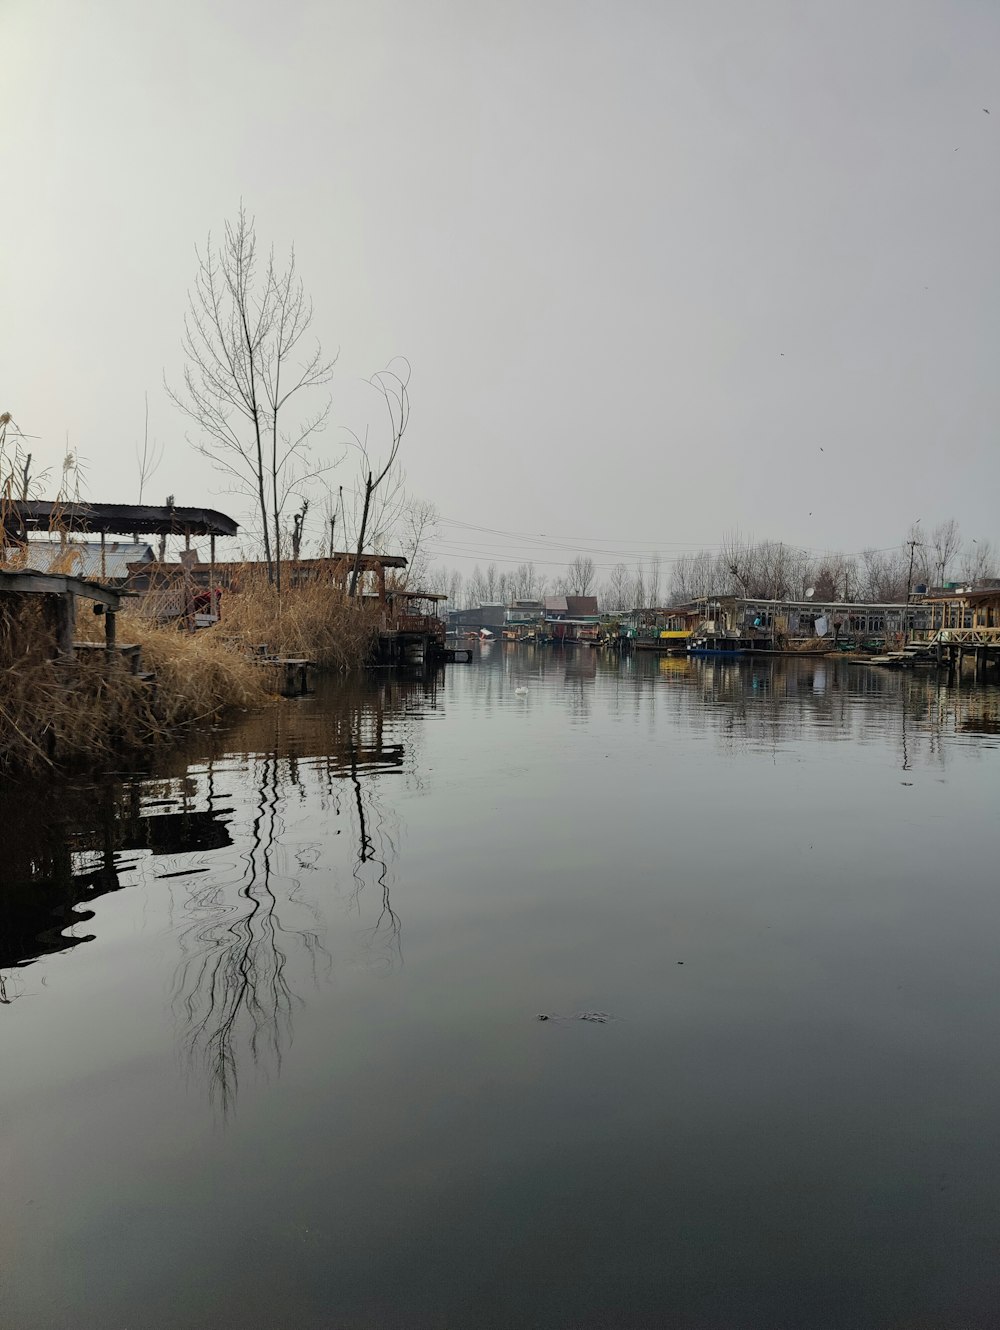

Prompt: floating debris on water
xmin=536 ymin=1010 xmax=615 ymax=1024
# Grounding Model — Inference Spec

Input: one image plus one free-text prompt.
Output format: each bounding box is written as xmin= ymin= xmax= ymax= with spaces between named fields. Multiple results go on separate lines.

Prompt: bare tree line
xmin=668 ymin=520 xmax=995 ymax=604
xmin=424 ymin=554 xmax=602 ymax=610
xmin=427 ymin=519 xmax=996 ymax=614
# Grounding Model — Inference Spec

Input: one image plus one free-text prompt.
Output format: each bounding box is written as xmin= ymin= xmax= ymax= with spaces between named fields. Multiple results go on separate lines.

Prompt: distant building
xmin=540 ymin=594 xmax=600 ymax=641
xmin=447 ymin=604 xmax=507 ymax=633
xmin=505 ymin=599 xmax=544 ymax=626
xmin=691 ymin=595 xmax=930 ymax=647
xmin=19 ymin=539 xmax=155 ymax=586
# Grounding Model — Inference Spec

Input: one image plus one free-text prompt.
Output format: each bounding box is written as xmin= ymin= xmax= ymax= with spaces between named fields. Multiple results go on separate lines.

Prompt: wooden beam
xmin=0 ymin=570 xmax=121 ymax=610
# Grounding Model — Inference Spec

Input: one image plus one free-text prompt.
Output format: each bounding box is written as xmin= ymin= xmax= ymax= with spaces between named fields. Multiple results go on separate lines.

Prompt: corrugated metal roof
xmin=22 ymin=541 xmax=154 ymax=581
xmin=6 ymin=501 xmax=239 ymax=538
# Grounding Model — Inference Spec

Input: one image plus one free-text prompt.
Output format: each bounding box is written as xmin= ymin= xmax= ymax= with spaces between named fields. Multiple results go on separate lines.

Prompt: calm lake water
xmin=3 ymin=646 xmax=1000 ymax=1329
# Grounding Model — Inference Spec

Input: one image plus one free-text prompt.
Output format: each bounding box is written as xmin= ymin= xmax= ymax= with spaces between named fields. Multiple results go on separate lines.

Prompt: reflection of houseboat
xmin=687 ymin=632 xmax=752 ymax=656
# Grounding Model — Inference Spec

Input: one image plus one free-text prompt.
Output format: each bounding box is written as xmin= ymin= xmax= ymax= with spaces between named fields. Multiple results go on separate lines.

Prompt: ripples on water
xmin=2 ymin=648 xmax=1000 ymax=1328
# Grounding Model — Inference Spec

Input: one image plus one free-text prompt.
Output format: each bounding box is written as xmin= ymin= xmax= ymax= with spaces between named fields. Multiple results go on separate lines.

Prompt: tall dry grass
xmin=1 ymin=595 xmax=269 ymax=775
xmin=0 ymin=562 xmax=382 ymax=774
xmin=215 ymin=571 xmax=381 ymax=670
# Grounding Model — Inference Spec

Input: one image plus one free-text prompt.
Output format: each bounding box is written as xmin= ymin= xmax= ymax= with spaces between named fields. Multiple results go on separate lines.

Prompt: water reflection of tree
xmin=171 ymin=752 xmax=331 ymax=1118
xmin=346 ymin=735 xmax=402 ymax=967
xmin=170 ymin=681 xmax=412 ymax=1114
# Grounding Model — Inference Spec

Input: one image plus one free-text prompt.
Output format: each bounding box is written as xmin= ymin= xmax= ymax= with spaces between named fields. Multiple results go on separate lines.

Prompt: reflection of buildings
xmin=1 ymin=672 xmax=429 ymax=1107
xmin=0 ymin=672 xmax=431 ymax=985
xmin=0 ymin=783 xmax=234 ymax=975
xmin=631 ymin=654 xmax=997 ymax=771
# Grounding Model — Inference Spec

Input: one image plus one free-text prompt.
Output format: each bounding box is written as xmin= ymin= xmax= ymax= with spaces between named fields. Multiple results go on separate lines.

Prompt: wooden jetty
xmin=919 ymin=586 xmax=1000 ymax=682
xmin=375 ymin=590 xmax=463 ymax=670
xmin=271 ymin=657 xmax=313 ymax=697
xmin=0 ymin=568 xmax=128 ymax=664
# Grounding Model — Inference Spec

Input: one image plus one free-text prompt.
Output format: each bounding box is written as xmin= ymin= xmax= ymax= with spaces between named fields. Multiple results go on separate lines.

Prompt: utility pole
xmin=904 ymin=537 xmax=921 ymax=643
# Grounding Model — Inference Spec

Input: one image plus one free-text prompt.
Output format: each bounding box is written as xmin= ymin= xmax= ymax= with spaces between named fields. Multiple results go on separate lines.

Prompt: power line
xmin=433 ymin=514 xmax=902 ymax=560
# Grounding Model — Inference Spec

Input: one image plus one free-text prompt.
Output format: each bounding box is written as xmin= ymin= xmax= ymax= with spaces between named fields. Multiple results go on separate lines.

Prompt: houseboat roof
xmin=130 ymin=552 xmax=408 ymax=575
xmin=5 ymin=500 xmax=239 ymax=539
xmin=696 ymin=595 xmax=918 ymax=612
xmin=920 ymin=584 xmax=1000 ymax=603
xmin=386 ymin=589 xmax=448 ymax=602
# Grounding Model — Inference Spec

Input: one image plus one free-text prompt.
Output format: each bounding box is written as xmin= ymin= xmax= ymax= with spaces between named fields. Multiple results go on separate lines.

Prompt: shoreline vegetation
xmin=0 ymin=569 xmax=382 ymax=777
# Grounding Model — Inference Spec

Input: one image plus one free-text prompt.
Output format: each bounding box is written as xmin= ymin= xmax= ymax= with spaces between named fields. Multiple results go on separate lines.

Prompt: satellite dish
xmin=805 ymin=587 xmax=815 ymax=599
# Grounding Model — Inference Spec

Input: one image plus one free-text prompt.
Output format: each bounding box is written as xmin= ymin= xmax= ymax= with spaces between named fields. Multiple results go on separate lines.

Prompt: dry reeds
xmin=0 ymin=561 xmax=381 ymax=776
xmin=215 ymin=569 xmax=380 ymax=670
xmin=0 ymin=595 xmax=269 ymax=776
xmin=124 ymin=623 xmax=268 ymax=725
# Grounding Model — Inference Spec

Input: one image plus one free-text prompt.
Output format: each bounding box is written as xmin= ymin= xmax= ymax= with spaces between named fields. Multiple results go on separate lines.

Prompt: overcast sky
xmin=3 ymin=0 xmax=998 ymax=580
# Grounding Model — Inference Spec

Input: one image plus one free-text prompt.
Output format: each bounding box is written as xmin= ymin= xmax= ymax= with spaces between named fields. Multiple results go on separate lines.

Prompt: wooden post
xmin=105 ymin=607 xmax=117 ymax=656
xmin=377 ymin=561 xmax=386 ymax=605
xmin=56 ymin=590 xmax=76 ymax=659
xmin=100 ymin=531 xmax=107 ymax=580
xmin=210 ymin=533 xmax=217 ymax=620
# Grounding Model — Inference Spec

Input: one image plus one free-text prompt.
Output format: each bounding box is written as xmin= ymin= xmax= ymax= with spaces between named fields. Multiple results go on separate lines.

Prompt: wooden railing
xmin=927 ymin=627 xmax=1000 ymax=645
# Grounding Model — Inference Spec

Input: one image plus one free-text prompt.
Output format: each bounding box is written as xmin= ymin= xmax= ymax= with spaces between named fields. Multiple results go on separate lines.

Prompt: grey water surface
xmin=3 ymin=647 xmax=1000 ymax=1329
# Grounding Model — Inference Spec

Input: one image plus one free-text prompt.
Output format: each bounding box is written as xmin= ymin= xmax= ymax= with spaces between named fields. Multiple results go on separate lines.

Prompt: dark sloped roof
xmin=5 ymin=501 xmax=239 ymax=538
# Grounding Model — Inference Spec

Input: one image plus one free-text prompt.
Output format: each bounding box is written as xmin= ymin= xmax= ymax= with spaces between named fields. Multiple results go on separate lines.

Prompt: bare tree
xmin=812 ymin=553 xmax=853 ymax=602
xmin=395 ymin=498 xmax=438 ymax=588
xmin=602 ymin=561 xmax=632 ymax=610
xmin=135 ymin=391 xmax=164 ymax=504
xmin=290 ymin=497 xmax=309 ymax=560
xmin=318 ymin=482 xmax=346 ymax=558
xmin=565 ymin=554 xmax=596 ymax=595
xmin=467 ymin=564 xmax=488 ymax=606
xmin=510 ymin=562 xmax=542 ymax=600
xmin=629 ymin=565 xmax=646 ymax=609
xmin=347 ymin=361 xmax=410 ymax=597
xmin=858 ymin=547 xmax=907 ymax=602
xmin=447 ymin=568 xmax=465 ymax=608
xmin=961 ymin=538 xmax=997 ymax=584
xmin=720 ymin=530 xmax=758 ymax=596
xmin=484 ymin=562 xmax=501 ymax=601
xmin=259 ymin=246 xmax=337 ymax=590
xmin=647 ymin=553 xmax=662 ymax=608
xmin=669 ymin=549 xmax=719 ymax=602
xmin=929 ymin=518 xmax=961 ymax=587
xmin=168 ymin=206 xmax=336 ymax=586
